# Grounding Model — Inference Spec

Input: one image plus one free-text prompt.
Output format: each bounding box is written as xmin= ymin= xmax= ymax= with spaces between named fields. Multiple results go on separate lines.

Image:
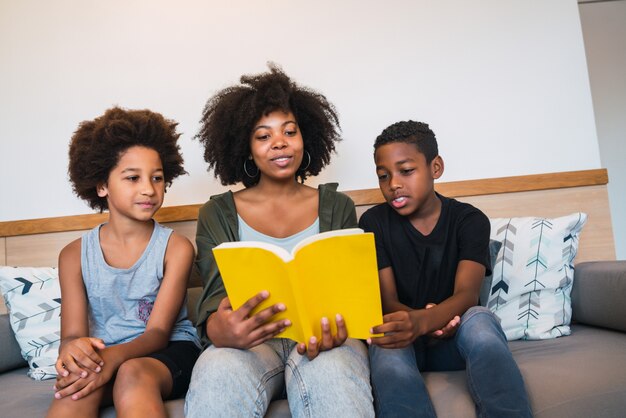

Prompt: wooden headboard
xmin=0 ymin=169 xmax=615 ymax=268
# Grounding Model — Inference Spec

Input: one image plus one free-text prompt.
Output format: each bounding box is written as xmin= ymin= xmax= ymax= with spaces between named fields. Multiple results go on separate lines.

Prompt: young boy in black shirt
xmin=360 ymin=121 xmax=532 ymax=417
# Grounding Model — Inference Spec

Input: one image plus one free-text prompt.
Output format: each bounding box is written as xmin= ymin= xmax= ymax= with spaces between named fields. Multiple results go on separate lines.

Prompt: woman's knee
xmin=287 ymin=339 xmax=371 ymax=394
xmin=186 ymin=345 xmax=284 ymax=417
xmin=190 ymin=346 xmax=269 ymax=388
xmin=320 ymin=338 xmax=369 ymax=371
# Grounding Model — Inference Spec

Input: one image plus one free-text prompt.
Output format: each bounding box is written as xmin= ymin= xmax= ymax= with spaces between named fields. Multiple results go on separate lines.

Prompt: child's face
xmin=249 ymin=110 xmax=305 ymax=183
xmin=97 ymin=146 xmax=165 ymax=222
xmin=374 ymin=141 xmax=443 ymax=219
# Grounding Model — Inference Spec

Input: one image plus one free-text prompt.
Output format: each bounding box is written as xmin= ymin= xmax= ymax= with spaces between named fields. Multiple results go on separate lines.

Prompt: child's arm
xmin=55 ymin=232 xmax=195 ymax=401
xmin=369 ymin=260 xmax=484 ymax=348
xmin=55 ymin=239 xmax=106 ymax=381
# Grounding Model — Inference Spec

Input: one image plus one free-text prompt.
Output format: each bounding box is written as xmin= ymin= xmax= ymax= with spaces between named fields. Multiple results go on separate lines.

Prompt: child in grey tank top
xmin=47 ymin=107 xmax=200 ymax=418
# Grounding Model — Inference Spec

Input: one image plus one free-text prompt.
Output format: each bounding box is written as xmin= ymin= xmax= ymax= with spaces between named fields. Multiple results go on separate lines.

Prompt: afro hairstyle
xmin=196 ymin=63 xmax=341 ymax=187
xmin=374 ymin=120 xmax=439 ymax=164
xmin=68 ymin=106 xmax=186 ymax=212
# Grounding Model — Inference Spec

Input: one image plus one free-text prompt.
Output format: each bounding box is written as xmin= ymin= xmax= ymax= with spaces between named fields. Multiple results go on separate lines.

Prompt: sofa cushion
xmin=479 ymin=239 xmax=503 ymax=307
xmin=0 ymin=367 xmax=187 ymax=418
xmin=421 ymin=324 xmax=626 ymax=418
xmin=0 ymin=313 xmax=27 ymax=373
xmin=487 ymin=213 xmax=587 ymax=340
xmin=0 ymin=365 xmax=291 ymax=418
xmin=509 ymin=324 xmax=626 ymax=418
xmin=0 ymin=267 xmax=60 ymax=380
xmin=572 ymin=261 xmax=626 ymax=332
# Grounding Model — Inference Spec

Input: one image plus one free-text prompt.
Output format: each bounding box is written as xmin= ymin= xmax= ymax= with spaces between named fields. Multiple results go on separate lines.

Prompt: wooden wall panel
xmin=353 ymin=185 xmax=614 ymax=264
xmin=0 ymin=237 xmax=5 ymax=265
xmin=1 ymin=172 xmax=615 ymax=270
xmin=0 ymin=169 xmax=607 ymax=238
xmin=0 ymin=237 xmax=6 ymax=314
xmin=6 ymin=230 xmax=84 ymax=268
xmin=166 ymin=221 xmax=198 ymax=251
xmin=3 ymin=221 xmax=197 ymax=269
xmin=458 ymin=185 xmax=614 ymax=264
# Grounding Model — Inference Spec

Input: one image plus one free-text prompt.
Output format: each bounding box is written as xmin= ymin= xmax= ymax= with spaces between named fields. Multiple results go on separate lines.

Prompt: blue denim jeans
xmin=370 ymin=306 xmax=532 ymax=418
xmin=185 ymin=338 xmax=374 ymax=418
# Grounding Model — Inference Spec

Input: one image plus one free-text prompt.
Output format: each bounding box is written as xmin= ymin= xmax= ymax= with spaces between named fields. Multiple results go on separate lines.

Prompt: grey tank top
xmin=81 ymin=221 xmax=199 ymax=347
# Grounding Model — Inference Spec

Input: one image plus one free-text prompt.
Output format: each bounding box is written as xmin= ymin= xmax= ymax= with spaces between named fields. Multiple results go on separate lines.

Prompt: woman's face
xmin=249 ymin=110 xmax=304 ymax=182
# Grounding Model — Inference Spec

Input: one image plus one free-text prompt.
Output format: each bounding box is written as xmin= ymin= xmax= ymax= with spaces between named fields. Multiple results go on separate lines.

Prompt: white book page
xmin=214 ymin=240 xmax=293 ymax=262
xmin=292 ymin=228 xmax=363 ymax=255
xmin=214 ymin=228 xmax=364 ymax=262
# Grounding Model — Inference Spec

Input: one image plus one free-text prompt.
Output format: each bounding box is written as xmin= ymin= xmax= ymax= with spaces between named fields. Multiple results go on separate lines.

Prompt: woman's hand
xmin=207 ymin=292 xmax=291 ymax=349
xmin=296 ymin=314 xmax=347 ymax=360
xmin=55 ymin=337 xmax=105 ymax=379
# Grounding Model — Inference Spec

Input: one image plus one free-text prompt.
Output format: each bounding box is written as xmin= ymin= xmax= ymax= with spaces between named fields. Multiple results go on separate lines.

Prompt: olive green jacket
xmin=194 ymin=183 xmax=358 ymax=346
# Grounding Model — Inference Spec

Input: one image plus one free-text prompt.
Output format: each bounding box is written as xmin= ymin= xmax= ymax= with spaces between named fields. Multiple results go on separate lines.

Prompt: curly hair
xmin=374 ymin=120 xmax=439 ymax=164
xmin=68 ymin=107 xmax=186 ymax=212
xmin=196 ymin=63 xmax=341 ymax=187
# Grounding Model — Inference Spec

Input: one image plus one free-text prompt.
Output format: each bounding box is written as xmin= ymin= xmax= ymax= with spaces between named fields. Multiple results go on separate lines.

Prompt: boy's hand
xmin=368 ymin=310 xmax=423 ymax=348
xmin=296 ymin=314 xmax=347 ymax=360
xmin=55 ymin=337 xmax=105 ymax=378
xmin=207 ymin=293 xmax=291 ymax=349
xmin=425 ymin=303 xmax=460 ymax=339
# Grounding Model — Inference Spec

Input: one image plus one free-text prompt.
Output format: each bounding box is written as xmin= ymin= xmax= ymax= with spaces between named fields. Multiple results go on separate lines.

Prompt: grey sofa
xmin=1 ymin=261 xmax=625 ymax=418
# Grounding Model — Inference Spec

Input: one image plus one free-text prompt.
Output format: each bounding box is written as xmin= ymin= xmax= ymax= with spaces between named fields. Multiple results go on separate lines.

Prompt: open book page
xmin=292 ymin=228 xmax=365 ymax=255
xmin=214 ymin=240 xmax=293 ymax=262
xmin=294 ymin=232 xmax=383 ymax=340
xmin=213 ymin=246 xmax=306 ymax=342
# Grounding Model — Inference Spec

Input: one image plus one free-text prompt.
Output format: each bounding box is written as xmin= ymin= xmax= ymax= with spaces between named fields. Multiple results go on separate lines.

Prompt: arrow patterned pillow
xmin=0 ymin=267 xmax=60 ymax=380
xmin=487 ymin=213 xmax=587 ymax=340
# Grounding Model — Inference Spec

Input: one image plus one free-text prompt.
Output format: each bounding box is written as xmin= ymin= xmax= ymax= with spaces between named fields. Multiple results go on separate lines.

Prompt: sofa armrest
xmin=572 ymin=261 xmax=626 ymax=332
xmin=0 ymin=313 xmax=27 ymax=373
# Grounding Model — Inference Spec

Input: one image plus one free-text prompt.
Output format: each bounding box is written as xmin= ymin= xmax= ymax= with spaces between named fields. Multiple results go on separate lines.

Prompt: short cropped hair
xmin=196 ymin=63 xmax=341 ymax=187
xmin=68 ymin=107 xmax=186 ymax=212
xmin=374 ymin=120 xmax=439 ymax=164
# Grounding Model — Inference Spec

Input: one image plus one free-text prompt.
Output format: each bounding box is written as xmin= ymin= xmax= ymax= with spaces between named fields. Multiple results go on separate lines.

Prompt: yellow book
xmin=212 ymin=228 xmax=383 ymax=343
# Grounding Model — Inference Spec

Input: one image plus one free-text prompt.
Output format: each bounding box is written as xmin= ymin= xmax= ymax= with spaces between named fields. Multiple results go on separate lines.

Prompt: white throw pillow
xmin=0 ymin=267 xmax=60 ymax=380
xmin=487 ymin=213 xmax=587 ymax=340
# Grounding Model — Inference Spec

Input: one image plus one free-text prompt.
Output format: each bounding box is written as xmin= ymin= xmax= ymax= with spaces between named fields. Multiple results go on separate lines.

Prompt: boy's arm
xmin=55 ymin=232 xmax=195 ymax=400
xmin=370 ymin=261 xmax=484 ymax=348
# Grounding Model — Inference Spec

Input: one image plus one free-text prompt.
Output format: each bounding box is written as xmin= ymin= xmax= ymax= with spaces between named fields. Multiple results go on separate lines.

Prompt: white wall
xmin=579 ymin=0 xmax=626 ymax=259
xmin=0 ymin=0 xmax=601 ymax=222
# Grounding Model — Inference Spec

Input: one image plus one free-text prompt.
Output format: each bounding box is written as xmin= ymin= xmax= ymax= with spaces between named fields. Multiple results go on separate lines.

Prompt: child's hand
xmin=296 ymin=314 xmax=347 ymax=360
xmin=207 ymin=293 xmax=291 ymax=349
xmin=425 ymin=303 xmax=460 ymax=339
xmin=53 ymin=351 xmax=115 ymax=400
xmin=367 ymin=310 xmax=423 ymax=348
xmin=55 ymin=337 xmax=106 ymax=378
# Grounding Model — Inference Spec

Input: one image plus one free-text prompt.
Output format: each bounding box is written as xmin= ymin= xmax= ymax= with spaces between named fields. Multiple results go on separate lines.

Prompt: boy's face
xmin=97 ymin=146 xmax=165 ymax=222
xmin=374 ymin=141 xmax=443 ymax=219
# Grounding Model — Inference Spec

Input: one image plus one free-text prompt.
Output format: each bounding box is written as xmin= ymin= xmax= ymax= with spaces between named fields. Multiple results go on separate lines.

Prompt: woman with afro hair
xmin=185 ymin=65 xmax=374 ymax=417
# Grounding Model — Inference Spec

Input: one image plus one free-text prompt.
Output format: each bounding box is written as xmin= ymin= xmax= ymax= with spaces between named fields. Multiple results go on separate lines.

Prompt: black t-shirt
xmin=359 ymin=193 xmax=491 ymax=309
